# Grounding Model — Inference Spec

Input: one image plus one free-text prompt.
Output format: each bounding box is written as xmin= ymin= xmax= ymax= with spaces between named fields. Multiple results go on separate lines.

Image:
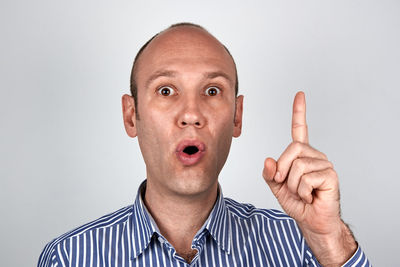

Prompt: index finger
xmin=291 ymin=91 xmax=309 ymax=144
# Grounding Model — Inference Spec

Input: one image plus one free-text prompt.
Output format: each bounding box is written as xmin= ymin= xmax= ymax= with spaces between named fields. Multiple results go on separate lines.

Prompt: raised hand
xmin=262 ymin=92 xmax=357 ymax=266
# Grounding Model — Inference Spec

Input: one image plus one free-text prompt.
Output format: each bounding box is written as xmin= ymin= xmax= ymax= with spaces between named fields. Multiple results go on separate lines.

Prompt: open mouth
xmin=183 ymin=145 xmax=200 ymax=155
xmin=176 ymin=140 xmax=206 ymax=166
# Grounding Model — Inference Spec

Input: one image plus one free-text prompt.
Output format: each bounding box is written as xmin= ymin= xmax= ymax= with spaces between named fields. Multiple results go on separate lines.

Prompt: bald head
xmin=130 ymin=23 xmax=238 ymax=114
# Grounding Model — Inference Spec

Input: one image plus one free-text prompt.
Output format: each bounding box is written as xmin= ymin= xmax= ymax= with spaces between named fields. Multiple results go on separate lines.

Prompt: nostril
xmin=179 ymin=120 xmax=201 ymax=127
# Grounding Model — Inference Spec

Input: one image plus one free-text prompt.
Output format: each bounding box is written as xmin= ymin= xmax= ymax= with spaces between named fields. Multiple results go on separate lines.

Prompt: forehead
xmin=135 ymin=26 xmax=236 ymax=84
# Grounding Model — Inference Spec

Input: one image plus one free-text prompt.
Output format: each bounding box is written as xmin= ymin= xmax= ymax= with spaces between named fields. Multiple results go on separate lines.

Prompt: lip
xmin=175 ymin=139 xmax=206 ymax=166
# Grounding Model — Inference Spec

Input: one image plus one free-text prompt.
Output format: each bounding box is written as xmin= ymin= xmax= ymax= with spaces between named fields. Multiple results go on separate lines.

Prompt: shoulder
xmin=38 ymin=205 xmax=133 ymax=267
xmin=224 ymin=197 xmax=293 ymax=221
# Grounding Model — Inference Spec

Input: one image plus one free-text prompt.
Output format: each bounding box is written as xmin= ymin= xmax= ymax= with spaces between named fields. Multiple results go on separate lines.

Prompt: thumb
xmin=262 ymin=157 xmax=282 ymax=195
xmin=263 ymin=157 xmax=277 ymax=182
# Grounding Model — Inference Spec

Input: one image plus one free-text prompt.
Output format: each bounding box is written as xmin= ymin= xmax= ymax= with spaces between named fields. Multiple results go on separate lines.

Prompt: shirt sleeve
xmin=303 ymin=241 xmax=371 ymax=267
xmin=37 ymin=247 xmax=57 ymax=267
xmin=341 ymin=245 xmax=371 ymax=267
xmin=37 ymin=242 xmax=54 ymax=267
xmin=38 ymin=241 xmax=69 ymax=267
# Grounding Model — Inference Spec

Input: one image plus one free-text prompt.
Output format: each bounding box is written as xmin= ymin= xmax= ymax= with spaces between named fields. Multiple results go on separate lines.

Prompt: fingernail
xmin=274 ymin=171 xmax=281 ymax=181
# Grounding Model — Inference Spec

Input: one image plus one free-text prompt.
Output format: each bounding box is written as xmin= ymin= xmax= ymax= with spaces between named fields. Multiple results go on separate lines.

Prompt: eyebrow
xmin=145 ymin=70 xmax=177 ymax=88
xmin=203 ymin=71 xmax=234 ymax=85
xmin=144 ymin=70 xmax=234 ymax=88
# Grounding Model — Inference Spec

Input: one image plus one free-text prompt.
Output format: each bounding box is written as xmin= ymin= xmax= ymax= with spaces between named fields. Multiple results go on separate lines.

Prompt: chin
xmin=169 ymin=169 xmax=218 ymax=197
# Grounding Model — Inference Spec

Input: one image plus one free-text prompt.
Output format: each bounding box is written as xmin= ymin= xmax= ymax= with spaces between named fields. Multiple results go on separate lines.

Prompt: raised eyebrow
xmin=145 ymin=70 xmax=177 ymax=88
xmin=203 ymin=71 xmax=234 ymax=86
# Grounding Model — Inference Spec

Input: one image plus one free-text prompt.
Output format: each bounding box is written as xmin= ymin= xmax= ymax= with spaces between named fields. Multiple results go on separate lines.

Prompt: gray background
xmin=1 ymin=0 xmax=399 ymax=266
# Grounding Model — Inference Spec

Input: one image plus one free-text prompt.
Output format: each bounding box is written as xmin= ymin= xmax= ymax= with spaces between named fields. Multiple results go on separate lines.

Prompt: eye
xmin=157 ymin=86 xmax=176 ymax=96
xmin=205 ymin=86 xmax=221 ymax=96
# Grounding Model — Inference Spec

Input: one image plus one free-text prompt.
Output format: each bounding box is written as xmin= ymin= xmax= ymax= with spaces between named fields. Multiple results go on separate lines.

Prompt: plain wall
xmin=1 ymin=0 xmax=399 ymax=265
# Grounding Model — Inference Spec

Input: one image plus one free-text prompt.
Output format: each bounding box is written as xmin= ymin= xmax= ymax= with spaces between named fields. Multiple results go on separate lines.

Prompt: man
xmin=38 ymin=23 xmax=370 ymax=266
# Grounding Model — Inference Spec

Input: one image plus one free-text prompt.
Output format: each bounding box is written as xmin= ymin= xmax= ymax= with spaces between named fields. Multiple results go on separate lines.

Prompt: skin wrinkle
xmin=145 ymin=70 xmax=178 ymax=89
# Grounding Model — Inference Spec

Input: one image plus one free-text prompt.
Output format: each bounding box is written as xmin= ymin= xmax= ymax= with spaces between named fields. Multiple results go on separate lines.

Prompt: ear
xmin=233 ymin=95 xmax=244 ymax=138
xmin=122 ymin=94 xmax=137 ymax=138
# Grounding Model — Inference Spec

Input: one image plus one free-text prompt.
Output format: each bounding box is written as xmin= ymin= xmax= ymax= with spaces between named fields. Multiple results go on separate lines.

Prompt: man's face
xmin=123 ymin=26 xmax=243 ymax=197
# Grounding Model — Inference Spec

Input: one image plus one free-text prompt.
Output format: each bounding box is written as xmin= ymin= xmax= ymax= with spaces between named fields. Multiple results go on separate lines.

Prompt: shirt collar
xmin=130 ymin=180 xmax=158 ymax=259
xmin=204 ymin=184 xmax=231 ymax=254
xmin=129 ymin=180 xmax=231 ymax=259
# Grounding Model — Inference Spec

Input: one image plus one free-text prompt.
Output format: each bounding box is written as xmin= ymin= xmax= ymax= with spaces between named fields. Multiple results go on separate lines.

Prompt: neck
xmin=143 ymin=179 xmax=218 ymax=262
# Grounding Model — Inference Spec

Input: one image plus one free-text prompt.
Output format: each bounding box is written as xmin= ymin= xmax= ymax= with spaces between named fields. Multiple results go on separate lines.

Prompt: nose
xmin=178 ymin=98 xmax=206 ymax=129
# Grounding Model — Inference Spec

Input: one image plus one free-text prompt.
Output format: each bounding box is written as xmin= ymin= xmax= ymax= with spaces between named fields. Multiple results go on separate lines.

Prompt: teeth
xmin=183 ymin=146 xmax=199 ymax=155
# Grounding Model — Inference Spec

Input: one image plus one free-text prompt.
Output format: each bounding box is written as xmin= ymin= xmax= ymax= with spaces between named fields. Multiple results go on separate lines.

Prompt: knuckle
xmin=298 ymin=184 xmax=310 ymax=200
xmin=291 ymin=141 xmax=303 ymax=153
xmin=298 ymin=189 xmax=308 ymax=200
xmin=326 ymin=168 xmax=340 ymax=186
xmin=302 ymin=173 xmax=312 ymax=184
xmin=305 ymin=157 xmax=314 ymax=165
xmin=293 ymin=158 xmax=304 ymax=170
xmin=326 ymin=167 xmax=336 ymax=174
xmin=325 ymin=167 xmax=338 ymax=178
xmin=327 ymin=161 xmax=334 ymax=169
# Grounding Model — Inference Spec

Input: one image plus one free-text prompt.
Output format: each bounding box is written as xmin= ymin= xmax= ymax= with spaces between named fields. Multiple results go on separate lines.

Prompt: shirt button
xmin=158 ymin=237 xmax=165 ymax=244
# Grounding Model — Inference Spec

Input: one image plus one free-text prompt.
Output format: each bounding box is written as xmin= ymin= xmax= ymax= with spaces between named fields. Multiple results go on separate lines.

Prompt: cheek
xmin=209 ymin=106 xmax=235 ymax=141
xmin=138 ymin=115 xmax=163 ymax=143
xmin=136 ymin=116 xmax=159 ymax=153
xmin=137 ymin=109 xmax=176 ymax=154
xmin=210 ymin=115 xmax=235 ymax=170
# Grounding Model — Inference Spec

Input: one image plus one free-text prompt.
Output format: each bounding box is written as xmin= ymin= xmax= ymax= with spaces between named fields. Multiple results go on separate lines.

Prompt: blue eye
xmin=205 ymin=87 xmax=220 ymax=96
xmin=157 ymin=86 xmax=176 ymax=96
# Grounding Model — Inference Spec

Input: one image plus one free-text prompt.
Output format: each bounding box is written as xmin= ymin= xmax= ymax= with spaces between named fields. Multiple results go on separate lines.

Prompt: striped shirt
xmin=38 ymin=181 xmax=370 ymax=266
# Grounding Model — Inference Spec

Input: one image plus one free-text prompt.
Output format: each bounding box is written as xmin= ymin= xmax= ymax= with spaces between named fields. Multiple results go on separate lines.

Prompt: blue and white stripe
xmin=38 ymin=181 xmax=370 ymax=266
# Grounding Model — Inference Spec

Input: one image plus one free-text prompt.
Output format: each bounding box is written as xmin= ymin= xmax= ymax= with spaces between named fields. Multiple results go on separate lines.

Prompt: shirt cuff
xmin=341 ymin=244 xmax=371 ymax=267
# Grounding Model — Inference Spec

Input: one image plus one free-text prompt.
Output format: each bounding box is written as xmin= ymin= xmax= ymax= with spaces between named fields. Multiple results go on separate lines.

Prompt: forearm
xmin=300 ymin=220 xmax=357 ymax=267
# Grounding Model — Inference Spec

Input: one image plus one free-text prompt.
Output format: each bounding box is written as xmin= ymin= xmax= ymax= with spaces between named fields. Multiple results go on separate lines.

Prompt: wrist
xmin=301 ymin=220 xmax=357 ymax=267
